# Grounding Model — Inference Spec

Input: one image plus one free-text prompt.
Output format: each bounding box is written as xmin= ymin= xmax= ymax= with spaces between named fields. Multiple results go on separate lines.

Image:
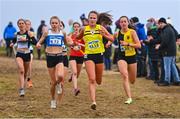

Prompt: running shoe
xmin=124 ymin=98 xmax=133 ymax=104
xmin=91 ymin=102 xmax=96 ymax=110
xmin=74 ymin=88 xmax=80 ymax=96
xmin=50 ymin=100 xmax=56 ymax=109
xmin=19 ymin=88 xmax=25 ymax=97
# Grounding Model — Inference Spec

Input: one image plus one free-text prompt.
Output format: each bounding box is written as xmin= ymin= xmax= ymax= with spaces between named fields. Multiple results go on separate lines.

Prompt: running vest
xmin=16 ymin=31 xmax=31 ymax=49
xmin=83 ymin=24 xmax=104 ymax=54
xmin=118 ymin=29 xmax=136 ymax=56
xmin=70 ymin=34 xmax=84 ymax=56
xmin=45 ymin=30 xmax=64 ymax=47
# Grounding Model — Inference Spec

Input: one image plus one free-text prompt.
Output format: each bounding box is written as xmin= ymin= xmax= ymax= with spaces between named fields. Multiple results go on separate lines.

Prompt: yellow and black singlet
xmin=83 ymin=24 xmax=104 ymax=54
xmin=118 ymin=29 xmax=136 ymax=56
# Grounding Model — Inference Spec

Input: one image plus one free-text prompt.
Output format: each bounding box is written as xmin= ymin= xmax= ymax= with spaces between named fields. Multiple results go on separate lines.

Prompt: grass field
xmin=0 ymin=54 xmax=180 ymax=118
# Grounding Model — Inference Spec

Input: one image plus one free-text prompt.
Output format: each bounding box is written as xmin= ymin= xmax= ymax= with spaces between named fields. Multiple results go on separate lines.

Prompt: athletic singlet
xmin=118 ymin=29 xmax=136 ymax=56
xmin=83 ymin=24 xmax=104 ymax=54
xmin=16 ymin=31 xmax=31 ymax=49
xmin=45 ymin=30 xmax=64 ymax=47
xmin=70 ymin=34 xmax=84 ymax=56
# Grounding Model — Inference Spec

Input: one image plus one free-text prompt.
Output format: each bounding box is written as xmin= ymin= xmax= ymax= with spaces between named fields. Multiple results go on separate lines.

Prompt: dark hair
xmin=97 ymin=12 xmax=113 ymax=25
xmin=88 ymin=10 xmax=99 ymax=19
xmin=73 ymin=22 xmax=81 ymax=27
xmin=17 ymin=18 xmax=25 ymax=25
xmin=60 ymin=21 xmax=65 ymax=28
xmin=119 ymin=16 xmax=136 ymax=30
xmin=131 ymin=17 xmax=139 ymax=23
xmin=41 ymin=20 xmax=45 ymax=24
xmin=80 ymin=13 xmax=86 ymax=20
xmin=119 ymin=16 xmax=129 ymax=21
xmin=158 ymin=17 xmax=167 ymax=24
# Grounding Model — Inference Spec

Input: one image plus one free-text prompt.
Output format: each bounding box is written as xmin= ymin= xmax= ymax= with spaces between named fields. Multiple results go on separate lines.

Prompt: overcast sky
xmin=0 ymin=0 xmax=180 ymax=38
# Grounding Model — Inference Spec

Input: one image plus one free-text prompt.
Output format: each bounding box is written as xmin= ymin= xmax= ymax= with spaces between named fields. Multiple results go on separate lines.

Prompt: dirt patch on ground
xmin=0 ymin=57 xmax=180 ymax=118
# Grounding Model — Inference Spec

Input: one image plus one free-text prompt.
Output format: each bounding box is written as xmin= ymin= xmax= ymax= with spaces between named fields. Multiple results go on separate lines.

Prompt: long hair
xmin=97 ymin=11 xmax=113 ymax=25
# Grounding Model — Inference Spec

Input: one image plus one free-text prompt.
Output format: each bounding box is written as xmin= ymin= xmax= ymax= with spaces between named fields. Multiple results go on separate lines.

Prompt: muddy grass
xmin=0 ymin=56 xmax=180 ymax=118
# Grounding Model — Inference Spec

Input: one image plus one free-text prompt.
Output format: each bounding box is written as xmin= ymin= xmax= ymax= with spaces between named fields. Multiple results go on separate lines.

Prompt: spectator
xmin=36 ymin=20 xmax=47 ymax=60
xmin=131 ymin=17 xmax=147 ymax=77
xmin=156 ymin=18 xmax=180 ymax=86
xmin=3 ymin=21 xmax=17 ymax=57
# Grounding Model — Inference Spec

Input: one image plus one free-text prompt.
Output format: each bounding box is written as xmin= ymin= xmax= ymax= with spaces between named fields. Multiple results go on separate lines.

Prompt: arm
xmin=63 ymin=31 xmax=74 ymax=47
xmin=36 ymin=30 xmax=48 ymax=48
xmin=130 ymin=30 xmax=141 ymax=48
xmin=28 ymin=31 xmax=37 ymax=45
xmin=10 ymin=34 xmax=17 ymax=47
xmin=100 ymin=26 xmax=114 ymax=42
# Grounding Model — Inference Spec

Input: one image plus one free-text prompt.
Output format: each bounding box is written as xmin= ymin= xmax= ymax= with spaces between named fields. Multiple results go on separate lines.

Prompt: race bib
xmin=88 ymin=40 xmax=100 ymax=49
xmin=47 ymin=36 xmax=64 ymax=46
xmin=17 ymin=35 xmax=27 ymax=42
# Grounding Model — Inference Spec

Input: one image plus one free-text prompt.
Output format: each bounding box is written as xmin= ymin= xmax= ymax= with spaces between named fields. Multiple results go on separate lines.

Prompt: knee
xmin=120 ymin=72 xmax=128 ymax=80
xmin=96 ymin=78 xmax=102 ymax=85
xmin=57 ymin=74 xmax=63 ymax=82
xmin=73 ymin=72 xmax=77 ymax=77
xmin=130 ymin=79 xmax=135 ymax=84
xmin=89 ymin=78 xmax=96 ymax=84
xmin=19 ymin=69 xmax=24 ymax=75
xmin=50 ymin=80 xmax=56 ymax=86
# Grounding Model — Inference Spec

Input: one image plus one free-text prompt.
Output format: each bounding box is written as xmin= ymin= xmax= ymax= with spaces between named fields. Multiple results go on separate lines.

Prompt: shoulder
xmin=61 ymin=30 xmax=66 ymax=36
xmin=129 ymin=29 xmax=136 ymax=34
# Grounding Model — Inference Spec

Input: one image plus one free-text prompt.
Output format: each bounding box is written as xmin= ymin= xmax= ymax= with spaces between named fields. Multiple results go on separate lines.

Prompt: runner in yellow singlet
xmin=77 ymin=10 xmax=114 ymax=110
xmin=115 ymin=16 xmax=141 ymax=104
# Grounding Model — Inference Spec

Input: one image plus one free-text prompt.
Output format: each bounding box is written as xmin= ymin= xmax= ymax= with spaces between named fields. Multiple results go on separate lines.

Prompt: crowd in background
xmin=1 ymin=14 xmax=180 ymax=87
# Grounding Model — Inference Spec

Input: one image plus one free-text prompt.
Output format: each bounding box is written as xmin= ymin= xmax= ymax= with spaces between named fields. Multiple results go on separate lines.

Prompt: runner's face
xmin=50 ymin=19 xmax=60 ymax=30
xmin=25 ymin=21 xmax=31 ymax=31
xmin=73 ymin=24 xmax=80 ymax=32
xmin=88 ymin=13 xmax=97 ymax=26
xmin=18 ymin=20 xmax=26 ymax=31
xmin=59 ymin=22 xmax=64 ymax=30
xmin=120 ymin=17 xmax=129 ymax=29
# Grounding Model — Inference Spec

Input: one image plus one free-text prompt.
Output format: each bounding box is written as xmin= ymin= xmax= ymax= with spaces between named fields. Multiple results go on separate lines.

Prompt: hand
xmin=10 ymin=43 xmax=14 ymax=47
xmin=155 ymin=44 xmax=160 ymax=50
xmin=147 ymin=36 xmax=153 ymax=41
xmin=105 ymin=43 xmax=111 ymax=48
xmin=28 ymin=31 xmax=34 ymax=38
xmin=120 ymin=41 xmax=128 ymax=46
xmin=36 ymin=42 xmax=41 ymax=49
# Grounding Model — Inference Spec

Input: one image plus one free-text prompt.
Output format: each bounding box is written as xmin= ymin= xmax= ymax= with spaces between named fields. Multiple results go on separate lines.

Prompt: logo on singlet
xmin=90 ymin=30 xmax=95 ymax=35
xmin=17 ymin=35 xmax=27 ymax=42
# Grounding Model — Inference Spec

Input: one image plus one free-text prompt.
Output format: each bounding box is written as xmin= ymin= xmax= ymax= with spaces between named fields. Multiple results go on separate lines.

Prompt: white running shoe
xmin=19 ymin=88 xmax=25 ymax=97
xmin=56 ymin=83 xmax=62 ymax=94
xmin=124 ymin=98 xmax=133 ymax=104
xmin=50 ymin=100 xmax=56 ymax=109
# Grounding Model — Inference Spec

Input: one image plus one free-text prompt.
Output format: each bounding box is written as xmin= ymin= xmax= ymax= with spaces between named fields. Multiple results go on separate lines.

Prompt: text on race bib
xmin=88 ymin=40 xmax=100 ymax=49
